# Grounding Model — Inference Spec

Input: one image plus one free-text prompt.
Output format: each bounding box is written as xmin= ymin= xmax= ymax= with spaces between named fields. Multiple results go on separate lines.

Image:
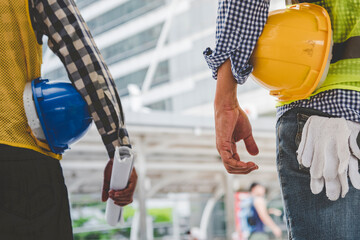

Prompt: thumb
xmin=102 ymin=160 xmax=113 ymax=202
xmin=349 ymin=156 xmax=360 ymax=189
xmin=244 ymin=134 xmax=259 ymax=156
xmin=349 ymin=129 xmax=360 ymax=159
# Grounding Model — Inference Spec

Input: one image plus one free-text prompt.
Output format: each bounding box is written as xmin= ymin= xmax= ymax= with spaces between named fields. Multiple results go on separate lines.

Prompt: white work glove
xmin=346 ymin=121 xmax=360 ymax=190
xmin=297 ymin=116 xmax=351 ymax=201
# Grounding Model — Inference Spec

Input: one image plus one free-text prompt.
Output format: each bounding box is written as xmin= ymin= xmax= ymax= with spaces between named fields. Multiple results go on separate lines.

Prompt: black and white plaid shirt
xmin=29 ymin=0 xmax=130 ymax=158
xmin=204 ymin=0 xmax=360 ymax=122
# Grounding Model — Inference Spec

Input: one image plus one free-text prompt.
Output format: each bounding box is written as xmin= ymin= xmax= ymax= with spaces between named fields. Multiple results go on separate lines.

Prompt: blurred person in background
xmin=0 ymin=0 xmax=136 ymax=239
xmin=204 ymin=0 xmax=360 ymax=239
xmin=247 ymin=183 xmax=282 ymax=240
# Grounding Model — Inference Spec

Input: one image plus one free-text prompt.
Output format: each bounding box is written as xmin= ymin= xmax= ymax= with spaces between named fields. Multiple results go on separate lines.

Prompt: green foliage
xmin=74 ymin=229 xmax=130 ymax=240
xmin=71 ymin=196 xmax=173 ymax=239
xmin=122 ymin=206 xmax=173 ymax=223
xmin=74 ymin=231 xmax=112 ymax=240
xmin=123 ymin=205 xmax=136 ymax=221
xmin=148 ymin=208 xmax=172 ymax=223
xmin=73 ymin=217 xmax=91 ymax=228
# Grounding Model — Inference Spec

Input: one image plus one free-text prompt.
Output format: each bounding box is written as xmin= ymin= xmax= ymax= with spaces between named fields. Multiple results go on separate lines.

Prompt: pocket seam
xmin=296 ymin=113 xmax=310 ymax=173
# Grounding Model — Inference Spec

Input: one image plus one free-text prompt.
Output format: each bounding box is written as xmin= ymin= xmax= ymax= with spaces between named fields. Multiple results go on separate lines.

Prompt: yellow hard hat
xmin=250 ymin=3 xmax=332 ymax=102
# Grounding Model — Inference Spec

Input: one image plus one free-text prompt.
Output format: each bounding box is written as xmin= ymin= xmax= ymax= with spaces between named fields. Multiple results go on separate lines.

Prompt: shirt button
xmin=203 ymin=47 xmax=213 ymax=56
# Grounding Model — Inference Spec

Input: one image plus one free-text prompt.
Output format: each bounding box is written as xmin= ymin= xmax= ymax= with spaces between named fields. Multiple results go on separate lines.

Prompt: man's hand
xmin=102 ymin=159 xmax=137 ymax=206
xmin=215 ymin=59 xmax=259 ymax=174
xmin=215 ymin=104 xmax=259 ymax=174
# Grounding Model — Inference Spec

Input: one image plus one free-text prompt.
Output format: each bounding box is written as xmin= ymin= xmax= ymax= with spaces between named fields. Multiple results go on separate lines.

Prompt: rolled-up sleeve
xmin=203 ymin=0 xmax=269 ymax=84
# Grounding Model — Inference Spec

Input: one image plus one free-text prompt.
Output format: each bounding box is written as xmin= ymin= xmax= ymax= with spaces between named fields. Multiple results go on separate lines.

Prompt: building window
xmin=115 ymin=60 xmax=169 ymax=96
xmin=86 ymin=0 xmax=166 ymax=36
xmin=102 ymin=24 xmax=163 ymax=65
xmin=75 ymin=0 xmax=98 ymax=9
xmin=146 ymin=98 xmax=172 ymax=111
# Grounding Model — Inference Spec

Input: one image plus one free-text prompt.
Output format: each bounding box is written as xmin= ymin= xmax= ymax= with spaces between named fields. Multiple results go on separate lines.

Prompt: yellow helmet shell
xmin=250 ymin=3 xmax=332 ymax=102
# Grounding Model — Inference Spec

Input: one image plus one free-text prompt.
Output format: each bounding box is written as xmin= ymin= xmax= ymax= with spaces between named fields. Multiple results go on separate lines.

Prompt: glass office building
xmin=42 ymin=0 xmax=281 ymax=116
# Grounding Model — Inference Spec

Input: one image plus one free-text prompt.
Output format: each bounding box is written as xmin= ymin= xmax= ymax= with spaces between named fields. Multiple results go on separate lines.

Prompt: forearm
xmin=254 ymin=199 xmax=280 ymax=233
xmin=259 ymin=213 xmax=279 ymax=232
xmin=214 ymin=59 xmax=238 ymax=110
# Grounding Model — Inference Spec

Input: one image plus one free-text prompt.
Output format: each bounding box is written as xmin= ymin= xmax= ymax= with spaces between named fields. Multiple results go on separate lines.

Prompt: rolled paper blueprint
xmin=105 ymin=146 xmax=134 ymax=226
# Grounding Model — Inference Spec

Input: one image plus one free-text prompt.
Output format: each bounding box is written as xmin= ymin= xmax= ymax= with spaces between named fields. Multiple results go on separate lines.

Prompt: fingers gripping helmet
xmin=250 ymin=3 xmax=332 ymax=102
xmin=23 ymin=78 xmax=92 ymax=154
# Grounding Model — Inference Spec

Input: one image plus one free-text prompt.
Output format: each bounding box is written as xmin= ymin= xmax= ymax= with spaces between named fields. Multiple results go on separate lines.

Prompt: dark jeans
xmin=276 ymin=108 xmax=360 ymax=240
xmin=0 ymin=145 xmax=73 ymax=240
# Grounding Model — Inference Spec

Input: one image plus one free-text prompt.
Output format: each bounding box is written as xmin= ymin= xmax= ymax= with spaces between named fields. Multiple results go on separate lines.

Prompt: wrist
xmin=214 ymin=95 xmax=238 ymax=113
xmin=214 ymin=80 xmax=238 ymax=107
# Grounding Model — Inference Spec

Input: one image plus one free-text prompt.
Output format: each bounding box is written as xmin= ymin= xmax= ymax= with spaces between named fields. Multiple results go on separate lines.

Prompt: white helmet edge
xmin=23 ymin=82 xmax=46 ymax=140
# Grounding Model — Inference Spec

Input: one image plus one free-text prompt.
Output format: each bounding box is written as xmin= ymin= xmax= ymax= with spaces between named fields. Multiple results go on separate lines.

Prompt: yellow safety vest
xmin=309 ymin=0 xmax=360 ymax=95
xmin=0 ymin=0 xmax=60 ymax=159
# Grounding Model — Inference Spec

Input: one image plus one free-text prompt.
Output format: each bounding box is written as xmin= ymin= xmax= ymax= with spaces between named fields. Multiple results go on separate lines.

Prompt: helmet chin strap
xmin=26 ymin=126 xmax=51 ymax=152
xmin=23 ymin=82 xmax=46 ymax=140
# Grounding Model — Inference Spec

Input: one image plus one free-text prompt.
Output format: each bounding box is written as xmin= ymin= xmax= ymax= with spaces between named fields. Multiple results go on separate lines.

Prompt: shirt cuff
xmin=102 ymin=127 xmax=131 ymax=158
xmin=203 ymin=47 xmax=253 ymax=85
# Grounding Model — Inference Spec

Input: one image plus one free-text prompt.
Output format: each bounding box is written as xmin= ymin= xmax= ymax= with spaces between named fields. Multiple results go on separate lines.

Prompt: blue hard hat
xmin=31 ymin=77 xmax=92 ymax=154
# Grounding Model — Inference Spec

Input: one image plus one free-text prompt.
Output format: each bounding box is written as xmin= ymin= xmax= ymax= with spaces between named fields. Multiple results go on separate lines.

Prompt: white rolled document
xmin=105 ymin=146 xmax=134 ymax=226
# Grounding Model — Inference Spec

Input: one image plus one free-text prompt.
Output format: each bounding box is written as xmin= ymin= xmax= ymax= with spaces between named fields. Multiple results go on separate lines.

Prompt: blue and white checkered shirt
xmin=203 ymin=0 xmax=269 ymax=84
xmin=204 ymin=0 xmax=360 ymax=122
xmin=276 ymin=90 xmax=360 ymax=122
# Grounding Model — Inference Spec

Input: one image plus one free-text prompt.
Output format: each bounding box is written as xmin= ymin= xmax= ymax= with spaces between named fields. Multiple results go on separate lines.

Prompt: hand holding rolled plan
xmin=104 ymin=146 xmax=135 ymax=226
